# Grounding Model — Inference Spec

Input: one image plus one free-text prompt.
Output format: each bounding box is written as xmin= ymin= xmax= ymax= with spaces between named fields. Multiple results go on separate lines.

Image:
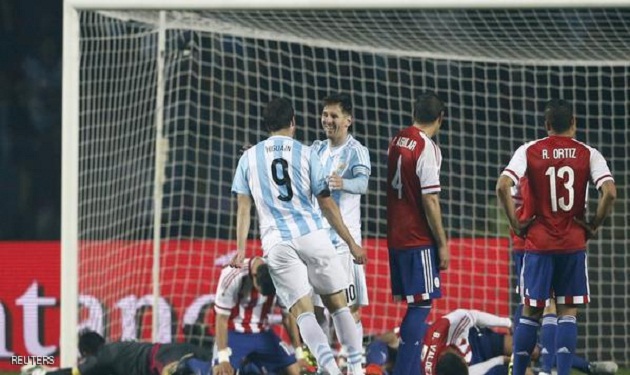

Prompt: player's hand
xmin=328 ymin=172 xmax=344 ymax=190
xmin=229 ymin=250 xmax=246 ymax=268
xmin=240 ymin=143 xmax=253 ymax=153
xmin=350 ymin=243 xmax=367 ymax=264
xmin=511 ymin=216 xmax=536 ymax=238
xmin=437 ymin=244 xmax=449 ymax=270
xmin=213 ymin=362 xmax=234 ymax=375
xmin=574 ymin=217 xmax=598 ymax=239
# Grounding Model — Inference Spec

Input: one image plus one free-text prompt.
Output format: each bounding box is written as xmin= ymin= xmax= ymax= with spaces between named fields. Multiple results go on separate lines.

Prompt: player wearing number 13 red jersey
xmin=496 ymin=99 xmax=616 ymax=375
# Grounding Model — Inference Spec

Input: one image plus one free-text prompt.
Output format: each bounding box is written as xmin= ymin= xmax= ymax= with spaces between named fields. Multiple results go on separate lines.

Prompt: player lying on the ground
xmin=364 ymin=309 xmax=617 ymax=375
xmin=21 ymin=330 xmax=212 ymax=375
xmin=212 ymin=256 xmax=301 ymax=375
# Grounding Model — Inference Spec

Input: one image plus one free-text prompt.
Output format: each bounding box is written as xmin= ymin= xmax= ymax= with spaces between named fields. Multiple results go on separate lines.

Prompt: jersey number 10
xmin=545 ymin=166 xmax=575 ymax=212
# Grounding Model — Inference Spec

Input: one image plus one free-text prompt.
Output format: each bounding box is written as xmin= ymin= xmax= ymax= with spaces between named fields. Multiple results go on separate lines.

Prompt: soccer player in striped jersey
xmin=386 ymin=91 xmax=449 ymax=375
xmin=230 ymin=98 xmax=367 ymax=375
xmin=311 ymin=93 xmax=371 ymax=346
xmin=213 ymin=257 xmax=300 ymax=375
xmin=496 ymin=99 xmax=616 ymax=375
xmin=363 ymin=309 xmax=512 ymax=375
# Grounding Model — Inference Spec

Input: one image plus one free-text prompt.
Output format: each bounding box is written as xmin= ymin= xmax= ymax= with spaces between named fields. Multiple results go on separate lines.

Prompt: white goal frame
xmin=61 ymin=0 xmax=630 ymax=367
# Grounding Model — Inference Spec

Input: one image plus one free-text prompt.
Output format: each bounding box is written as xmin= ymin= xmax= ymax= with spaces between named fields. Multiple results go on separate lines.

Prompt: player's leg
xmin=539 ymin=300 xmax=557 ymax=375
xmin=513 ymin=252 xmax=552 ymax=375
xmin=351 ymin=261 xmax=369 ymax=341
xmin=294 ymin=231 xmax=362 ymax=375
xmin=552 ymin=251 xmax=589 ymax=375
xmin=388 ymin=247 xmax=438 ymax=375
xmin=266 ymin=236 xmax=341 ymax=375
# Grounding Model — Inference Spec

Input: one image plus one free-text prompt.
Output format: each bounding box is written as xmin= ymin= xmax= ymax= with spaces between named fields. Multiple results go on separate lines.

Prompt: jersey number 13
xmin=545 ymin=166 xmax=574 ymax=212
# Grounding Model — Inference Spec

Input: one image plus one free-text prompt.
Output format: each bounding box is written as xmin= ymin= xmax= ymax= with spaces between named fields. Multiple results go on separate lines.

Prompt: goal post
xmin=62 ymin=0 xmax=630 ymax=367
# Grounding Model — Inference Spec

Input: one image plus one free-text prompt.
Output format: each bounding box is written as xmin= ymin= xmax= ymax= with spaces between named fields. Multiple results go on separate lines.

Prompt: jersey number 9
xmin=271 ymin=158 xmax=293 ymax=201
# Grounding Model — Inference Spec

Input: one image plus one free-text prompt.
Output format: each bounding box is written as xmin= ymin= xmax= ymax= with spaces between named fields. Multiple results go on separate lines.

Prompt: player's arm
xmin=497 ymin=145 xmax=534 ymax=237
xmin=231 ymin=194 xmax=252 ymax=267
xmin=329 ymin=146 xmax=371 ymax=194
xmin=468 ymin=356 xmax=508 ymax=375
xmin=421 ymin=193 xmax=449 ymax=269
xmin=317 ymin=195 xmax=366 ymax=264
xmin=310 ymin=147 xmax=366 ymax=264
xmin=591 ymin=180 xmax=616 ymax=229
xmin=575 ymin=180 xmax=616 ymax=238
xmin=575 ymin=149 xmax=616 ymax=238
xmin=417 ymin=142 xmax=449 ymax=270
xmin=496 ymin=175 xmax=520 ymax=231
xmin=466 ymin=309 xmax=512 ymax=330
xmin=213 ymin=312 xmax=234 ymax=375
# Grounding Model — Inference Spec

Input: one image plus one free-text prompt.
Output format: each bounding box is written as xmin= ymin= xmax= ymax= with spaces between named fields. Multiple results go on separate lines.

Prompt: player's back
xmin=524 ymin=136 xmax=597 ymax=251
xmin=214 ymin=260 xmax=276 ymax=333
xmin=387 ymin=126 xmax=441 ymax=249
xmin=234 ymin=135 xmax=327 ymax=251
xmin=93 ymin=342 xmax=153 ymax=375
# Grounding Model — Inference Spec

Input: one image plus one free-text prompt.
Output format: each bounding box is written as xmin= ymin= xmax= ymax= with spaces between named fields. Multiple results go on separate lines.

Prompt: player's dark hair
xmin=544 ymin=99 xmax=573 ymax=134
xmin=323 ymin=93 xmax=353 ymax=116
xmin=264 ymin=97 xmax=294 ymax=132
xmin=413 ymin=91 xmax=445 ymax=124
xmin=78 ymin=329 xmax=105 ymax=357
xmin=255 ymin=263 xmax=276 ymax=296
xmin=436 ymin=352 xmax=468 ymax=375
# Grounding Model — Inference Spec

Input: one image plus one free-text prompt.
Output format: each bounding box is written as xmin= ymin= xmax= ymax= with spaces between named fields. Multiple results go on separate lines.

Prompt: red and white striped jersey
xmin=421 ymin=309 xmax=512 ymax=375
xmin=502 ymin=136 xmax=614 ymax=252
xmin=213 ymin=258 xmax=275 ymax=333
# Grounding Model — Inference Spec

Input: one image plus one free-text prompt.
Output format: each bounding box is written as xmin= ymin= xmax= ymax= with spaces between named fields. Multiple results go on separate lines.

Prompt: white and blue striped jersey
xmin=232 ymin=135 xmax=328 ymax=252
xmin=311 ymin=135 xmax=371 ymax=251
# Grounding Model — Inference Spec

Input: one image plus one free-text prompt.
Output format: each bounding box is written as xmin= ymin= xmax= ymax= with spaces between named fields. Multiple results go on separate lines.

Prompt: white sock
xmin=356 ymin=319 xmax=364 ymax=344
xmin=297 ymin=312 xmax=341 ymax=375
xmin=331 ymin=307 xmax=363 ymax=375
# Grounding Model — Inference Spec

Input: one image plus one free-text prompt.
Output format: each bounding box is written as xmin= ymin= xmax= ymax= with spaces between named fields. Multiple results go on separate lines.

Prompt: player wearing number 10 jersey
xmin=386 ymin=92 xmax=449 ymax=375
xmin=496 ymin=99 xmax=616 ymax=375
xmin=231 ymin=98 xmax=366 ymax=375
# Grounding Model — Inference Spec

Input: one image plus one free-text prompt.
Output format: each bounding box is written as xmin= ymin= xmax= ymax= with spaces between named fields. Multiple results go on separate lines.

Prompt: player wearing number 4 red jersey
xmin=386 ymin=91 xmax=449 ymax=375
xmin=496 ymin=99 xmax=616 ymax=375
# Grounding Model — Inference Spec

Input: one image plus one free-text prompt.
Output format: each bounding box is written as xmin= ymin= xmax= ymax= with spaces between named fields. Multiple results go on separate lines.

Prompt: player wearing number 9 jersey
xmin=230 ymin=98 xmax=366 ymax=375
xmin=386 ymin=92 xmax=449 ymax=375
xmin=496 ymin=99 xmax=616 ymax=375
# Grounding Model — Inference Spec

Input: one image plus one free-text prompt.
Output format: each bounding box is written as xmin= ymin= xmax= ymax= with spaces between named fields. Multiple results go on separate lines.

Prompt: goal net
xmin=63 ymin=5 xmax=629 ymax=366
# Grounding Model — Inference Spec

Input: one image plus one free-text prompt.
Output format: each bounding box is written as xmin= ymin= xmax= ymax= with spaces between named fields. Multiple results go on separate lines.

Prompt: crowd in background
xmin=0 ymin=0 xmax=61 ymax=239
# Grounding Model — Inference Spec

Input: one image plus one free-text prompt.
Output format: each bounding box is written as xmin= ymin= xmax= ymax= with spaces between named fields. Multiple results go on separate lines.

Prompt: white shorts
xmin=312 ymin=249 xmax=369 ymax=308
xmin=265 ymin=229 xmax=349 ymax=310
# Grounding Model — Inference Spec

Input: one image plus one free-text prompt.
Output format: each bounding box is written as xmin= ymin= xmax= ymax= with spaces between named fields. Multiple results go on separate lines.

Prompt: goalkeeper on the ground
xmin=22 ymin=330 xmax=212 ymax=375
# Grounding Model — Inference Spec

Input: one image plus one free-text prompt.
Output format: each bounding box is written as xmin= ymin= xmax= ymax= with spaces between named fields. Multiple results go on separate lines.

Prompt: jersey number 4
xmin=545 ymin=166 xmax=574 ymax=212
xmin=391 ymin=155 xmax=403 ymax=199
xmin=271 ymin=158 xmax=293 ymax=201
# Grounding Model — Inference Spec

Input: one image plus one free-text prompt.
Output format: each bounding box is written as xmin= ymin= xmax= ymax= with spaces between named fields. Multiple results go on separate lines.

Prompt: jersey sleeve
xmin=231 ymin=153 xmax=251 ymax=196
xmin=309 ymin=147 xmax=330 ymax=196
xmin=589 ymin=147 xmax=614 ymax=189
xmin=213 ymin=267 xmax=244 ymax=316
xmin=416 ymin=141 xmax=441 ymax=194
xmin=501 ymin=143 xmax=528 ymax=184
xmin=350 ymin=145 xmax=371 ymax=177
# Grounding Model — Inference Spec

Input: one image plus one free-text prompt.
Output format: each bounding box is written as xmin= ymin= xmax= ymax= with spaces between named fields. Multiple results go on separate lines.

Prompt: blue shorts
xmin=468 ymin=327 xmax=505 ymax=364
xmin=226 ymin=330 xmax=296 ymax=372
xmin=389 ymin=246 xmax=441 ymax=303
xmin=519 ymin=251 xmax=590 ymax=307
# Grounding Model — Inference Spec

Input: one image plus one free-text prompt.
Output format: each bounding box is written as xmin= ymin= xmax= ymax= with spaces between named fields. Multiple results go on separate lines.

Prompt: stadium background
xmin=0 ymin=1 xmax=628 ymax=374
